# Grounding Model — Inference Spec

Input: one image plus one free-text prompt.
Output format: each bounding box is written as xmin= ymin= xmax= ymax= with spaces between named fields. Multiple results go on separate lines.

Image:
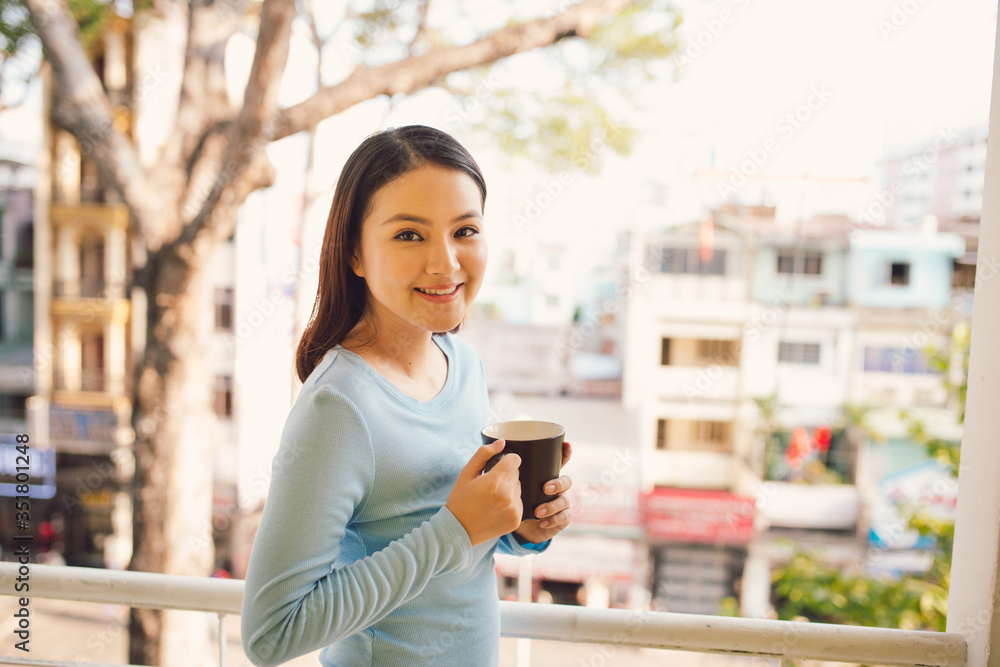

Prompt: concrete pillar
xmin=105 ymin=319 xmax=126 ymax=396
xmin=53 ymin=130 xmax=80 ymax=205
xmin=57 ymin=322 xmax=81 ymax=392
xmin=945 ymin=4 xmax=1000 ymax=666
xmin=56 ymin=226 xmax=79 ymax=297
xmin=740 ymin=548 xmax=772 ymax=618
xmin=103 ymin=30 xmax=127 ymax=94
xmin=105 ymin=225 xmax=126 ymax=300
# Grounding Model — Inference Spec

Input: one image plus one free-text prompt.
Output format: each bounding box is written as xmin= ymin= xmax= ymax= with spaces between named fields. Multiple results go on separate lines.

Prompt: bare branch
xmin=273 ymin=0 xmax=634 ymax=141
xmin=408 ymin=0 xmax=431 ymax=57
xmin=22 ymin=0 xmax=156 ymax=238
xmin=160 ymin=0 xmax=242 ymax=180
xmin=169 ymin=0 xmax=295 ymax=258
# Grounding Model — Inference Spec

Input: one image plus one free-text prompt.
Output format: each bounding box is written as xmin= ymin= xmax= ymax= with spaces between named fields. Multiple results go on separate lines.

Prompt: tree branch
xmin=408 ymin=0 xmax=432 ymax=57
xmin=23 ymin=0 xmax=157 ymax=238
xmin=273 ymin=0 xmax=634 ymax=140
xmin=168 ymin=0 xmax=295 ymax=259
xmin=160 ymin=0 xmax=242 ymax=178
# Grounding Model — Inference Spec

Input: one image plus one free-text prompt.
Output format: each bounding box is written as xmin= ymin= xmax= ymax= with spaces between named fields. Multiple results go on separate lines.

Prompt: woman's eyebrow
xmin=380 ymin=211 xmax=482 ymax=225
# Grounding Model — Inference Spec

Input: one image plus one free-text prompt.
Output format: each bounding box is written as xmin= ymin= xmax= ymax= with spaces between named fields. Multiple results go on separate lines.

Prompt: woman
xmin=241 ymin=125 xmax=573 ymax=666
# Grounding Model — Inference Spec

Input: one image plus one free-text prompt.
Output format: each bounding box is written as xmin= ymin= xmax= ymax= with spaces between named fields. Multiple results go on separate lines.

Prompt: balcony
xmin=756 ymin=482 xmax=862 ymax=531
xmin=0 ymin=563 xmax=968 ymax=666
xmin=648 ymin=449 xmax=736 ymax=489
xmin=655 ymin=365 xmax=740 ymax=401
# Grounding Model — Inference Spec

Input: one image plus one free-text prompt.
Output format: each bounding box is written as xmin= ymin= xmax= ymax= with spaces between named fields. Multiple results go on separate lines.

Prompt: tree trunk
xmin=128 ymin=246 xmax=216 ymax=666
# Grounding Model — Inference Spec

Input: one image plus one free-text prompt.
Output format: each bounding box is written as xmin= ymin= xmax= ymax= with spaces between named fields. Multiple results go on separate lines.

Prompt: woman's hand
xmin=446 ymin=440 xmax=523 ymax=547
xmin=513 ymin=441 xmax=573 ymax=545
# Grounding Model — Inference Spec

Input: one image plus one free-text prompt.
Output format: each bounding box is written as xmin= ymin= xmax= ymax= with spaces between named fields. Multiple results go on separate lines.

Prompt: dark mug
xmin=481 ymin=420 xmax=565 ymax=521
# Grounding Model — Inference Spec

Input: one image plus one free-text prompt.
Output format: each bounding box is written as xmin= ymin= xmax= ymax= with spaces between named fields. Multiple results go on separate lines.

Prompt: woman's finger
xmin=561 ymin=441 xmax=573 ymax=467
xmin=543 ymin=474 xmax=572 ymax=496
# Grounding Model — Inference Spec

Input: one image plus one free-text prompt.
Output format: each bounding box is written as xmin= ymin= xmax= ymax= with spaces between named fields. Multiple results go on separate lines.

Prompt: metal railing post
xmin=218 ymin=613 xmax=227 ymax=667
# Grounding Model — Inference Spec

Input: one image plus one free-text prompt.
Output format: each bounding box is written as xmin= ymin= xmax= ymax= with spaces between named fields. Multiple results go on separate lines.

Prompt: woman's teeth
xmin=417 ymin=285 xmax=459 ymax=295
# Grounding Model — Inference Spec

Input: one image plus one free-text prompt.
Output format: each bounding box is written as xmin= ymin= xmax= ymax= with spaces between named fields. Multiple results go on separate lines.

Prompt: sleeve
xmin=240 ymin=386 xmax=474 ymax=667
xmin=498 ymin=532 xmax=551 ymax=556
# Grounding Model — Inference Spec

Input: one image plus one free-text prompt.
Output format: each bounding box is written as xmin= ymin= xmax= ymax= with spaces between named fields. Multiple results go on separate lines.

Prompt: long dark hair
xmin=295 ymin=125 xmax=487 ymax=382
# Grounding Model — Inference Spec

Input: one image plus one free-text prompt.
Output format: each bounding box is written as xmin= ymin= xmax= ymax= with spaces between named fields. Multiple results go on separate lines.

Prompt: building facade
xmin=622 ymin=205 xmax=968 ymax=616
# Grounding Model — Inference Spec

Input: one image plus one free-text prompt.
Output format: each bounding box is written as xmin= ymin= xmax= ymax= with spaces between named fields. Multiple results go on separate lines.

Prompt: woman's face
xmin=351 ymin=163 xmax=487 ymax=341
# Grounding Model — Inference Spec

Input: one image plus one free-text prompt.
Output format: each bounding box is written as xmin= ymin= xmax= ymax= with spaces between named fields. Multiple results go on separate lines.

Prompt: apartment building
xmin=623 ymin=205 xmax=967 ymax=616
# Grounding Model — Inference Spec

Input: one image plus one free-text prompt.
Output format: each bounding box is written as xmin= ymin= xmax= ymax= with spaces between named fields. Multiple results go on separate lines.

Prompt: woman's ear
xmin=350 ymin=247 xmax=365 ymax=278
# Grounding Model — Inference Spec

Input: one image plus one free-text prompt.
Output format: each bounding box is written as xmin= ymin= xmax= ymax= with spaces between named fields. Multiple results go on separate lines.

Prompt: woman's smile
xmin=415 ymin=283 xmax=463 ymax=300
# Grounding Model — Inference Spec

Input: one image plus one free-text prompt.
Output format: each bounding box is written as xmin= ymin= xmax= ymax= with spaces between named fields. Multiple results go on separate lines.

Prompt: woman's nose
xmin=426 ymin=237 xmax=460 ymax=275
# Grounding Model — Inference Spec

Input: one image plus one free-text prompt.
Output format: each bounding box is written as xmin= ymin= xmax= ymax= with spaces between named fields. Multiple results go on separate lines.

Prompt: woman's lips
xmin=414 ymin=283 xmax=463 ymax=302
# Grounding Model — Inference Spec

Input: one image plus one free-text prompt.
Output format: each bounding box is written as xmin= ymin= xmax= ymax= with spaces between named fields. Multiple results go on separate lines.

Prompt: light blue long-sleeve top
xmin=241 ymin=332 xmax=547 ymax=666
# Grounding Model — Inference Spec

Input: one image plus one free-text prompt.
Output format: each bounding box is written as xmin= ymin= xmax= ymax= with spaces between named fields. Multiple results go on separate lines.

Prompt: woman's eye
xmin=456 ymin=226 xmax=480 ymax=238
xmin=395 ymin=230 xmax=421 ymax=241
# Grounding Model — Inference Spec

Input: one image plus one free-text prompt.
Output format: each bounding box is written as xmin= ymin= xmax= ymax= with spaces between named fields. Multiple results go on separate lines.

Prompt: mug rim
xmin=481 ymin=419 xmax=565 ymax=441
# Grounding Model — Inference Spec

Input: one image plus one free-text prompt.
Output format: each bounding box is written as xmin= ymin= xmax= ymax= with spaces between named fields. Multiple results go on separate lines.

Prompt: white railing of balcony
xmin=0 ymin=562 xmax=967 ymax=667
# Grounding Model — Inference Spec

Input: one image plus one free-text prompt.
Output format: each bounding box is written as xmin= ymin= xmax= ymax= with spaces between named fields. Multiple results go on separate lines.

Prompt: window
xmin=649 ymin=247 xmax=727 ymax=276
xmin=889 ymin=262 xmax=911 ymax=286
xmin=777 ymin=251 xmax=822 ymax=276
xmin=777 ymin=253 xmax=795 ymax=274
xmin=803 ymin=254 xmax=822 ymax=276
xmin=656 ymin=419 xmax=668 ymax=450
xmin=696 ymin=339 xmax=739 ymax=365
xmin=863 ymin=346 xmax=933 ymax=373
xmin=660 ymin=338 xmax=671 ymax=365
xmin=0 ymin=393 xmax=28 ymax=420
xmin=215 ymin=288 xmax=234 ymax=332
xmin=214 ymin=375 xmax=233 ymax=418
xmin=691 ymin=420 xmax=730 ymax=444
xmin=778 ymin=342 xmax=820 ymax=365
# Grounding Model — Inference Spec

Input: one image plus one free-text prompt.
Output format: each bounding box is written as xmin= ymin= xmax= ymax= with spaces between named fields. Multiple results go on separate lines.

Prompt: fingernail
xmin=545 ymin=484 xmax=555 ymax=494
xmin=540 ymin=520 xmax=550 ymax=528
xmin=536 ymin=507 xmax=548 ymax=517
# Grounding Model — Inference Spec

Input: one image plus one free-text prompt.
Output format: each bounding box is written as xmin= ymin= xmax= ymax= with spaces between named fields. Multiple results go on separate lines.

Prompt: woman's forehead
xmin=365 ymin=165 xmax=484 ymax=222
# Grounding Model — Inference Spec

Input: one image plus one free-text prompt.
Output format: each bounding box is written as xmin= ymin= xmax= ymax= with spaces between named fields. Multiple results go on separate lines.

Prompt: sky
xmin=1 ymin=0 xmax=997 ymax=308
xmin=211 ymin=0 xmax=1000 ymax=323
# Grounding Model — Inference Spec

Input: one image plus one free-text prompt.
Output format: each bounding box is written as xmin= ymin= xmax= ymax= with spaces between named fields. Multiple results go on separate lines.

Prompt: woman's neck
xmin=342 ymin=320 xmax=440 ymax=380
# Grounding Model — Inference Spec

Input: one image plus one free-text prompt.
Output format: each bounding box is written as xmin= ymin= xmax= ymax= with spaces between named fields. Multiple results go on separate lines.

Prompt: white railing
xmin=0 ymin=562 xmax=967 ymax=667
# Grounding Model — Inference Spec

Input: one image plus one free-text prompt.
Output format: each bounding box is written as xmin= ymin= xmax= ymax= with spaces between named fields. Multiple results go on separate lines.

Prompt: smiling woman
xmin=240 ymin=126 xmax=573 ymax=667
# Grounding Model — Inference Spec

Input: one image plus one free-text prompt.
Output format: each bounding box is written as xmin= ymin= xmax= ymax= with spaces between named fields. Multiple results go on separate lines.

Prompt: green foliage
xmin=454 ymin=1 xmax=679 ymax=174
xmin=476 ymin=83 xmax=636 ymax=175
xmin=1 ymin=0 xmax=34 ymax=58
xmin=68 ymin=0 xmax=115 ymax=50
xmin=587 ymin=0 xmax=682 ymax=79
xmin=773 ymin=550 xmax=949 ymax=631
xmin=925 ymin=323 xmax=970 ymax=423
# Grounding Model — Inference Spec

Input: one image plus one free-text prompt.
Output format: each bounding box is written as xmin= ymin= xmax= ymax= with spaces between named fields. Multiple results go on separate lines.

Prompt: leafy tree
xmin=4 ymin=0 xmax=681 ymax=663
